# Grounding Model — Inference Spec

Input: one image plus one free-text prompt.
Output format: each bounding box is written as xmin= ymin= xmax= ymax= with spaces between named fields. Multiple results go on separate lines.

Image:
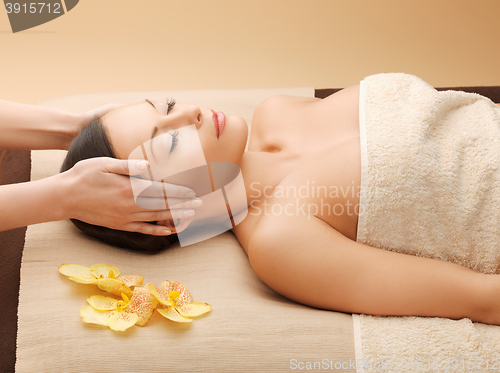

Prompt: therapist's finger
xmin=136 ymin=196 xmax=203 ymax=210
xmin=134 ymin=197 xmax=168 ymax=210
xmin=101 ymin=158 xmax=149 ymax=176
xmin=131 ymin=179 xmax=196 ymax=199
xmin=159 ymin=215 xmax=194 ymax=234
xmin=107 ymin=158 xmax=195 ymax=201
xmin=162 ymin=182 xmax=197 ymax=198
xmin=121 ymin=222 xmax=173 ymax=236
xmin=121 ymin=215 xmax=194 ymax=236
xmin=131 ymin=208 xmax=196 ymax=223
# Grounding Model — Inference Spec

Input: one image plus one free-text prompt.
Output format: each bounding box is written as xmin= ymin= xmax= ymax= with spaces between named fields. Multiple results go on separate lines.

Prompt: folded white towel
xmin=355 ymin=73 xmax=500 ymax=372
xmin=358 ymin=73 xmax=500 ymax=274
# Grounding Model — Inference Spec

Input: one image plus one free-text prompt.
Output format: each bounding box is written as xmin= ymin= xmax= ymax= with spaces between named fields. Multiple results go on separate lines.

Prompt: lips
xmin=211 ymin=110 xmax=225 ymax=139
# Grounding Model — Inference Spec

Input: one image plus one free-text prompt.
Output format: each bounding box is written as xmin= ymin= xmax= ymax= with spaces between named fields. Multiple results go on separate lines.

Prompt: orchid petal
xmin=97 ymin=278 xmax=132 ymax=297
xmin=148 ymin=283 xmax=170 ymax=306
xmin=117 ymin=275 xmax=144 ymax=287
xmin=67 ymin=275 xmax=98 ymax=285
xmin=177 ymin=302 xmax=212 ymax=318
xmin=160 ymin=281 xmax=193 ymax=306
xmin=58 ymin=264 xmax=94 ymax=279
xmin=126 ymin=284 xmax=158 ymax=326
xmin=87 ymin=295 xmax=118 ymax=311
xmin=106 ymin=311 xmax=139 ymax=331
xmin=80 ymin=305 xmax=113 ymax=327
xmin=90 ymin=263 xmax=121 ymax=279
xmin=157 ymin=307 xmax=192 ymax=323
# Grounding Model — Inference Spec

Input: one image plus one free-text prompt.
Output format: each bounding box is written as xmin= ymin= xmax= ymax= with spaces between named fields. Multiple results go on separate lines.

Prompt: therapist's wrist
xmin=57 ymin=112 xmax=84 ymax=151
xmin=62 ymin=112 xmax=96 ymax=150
xmin=75 ymin=112 xmax=93 ymax=133
xmin=50 ymin=171 xmax=74 ymax=221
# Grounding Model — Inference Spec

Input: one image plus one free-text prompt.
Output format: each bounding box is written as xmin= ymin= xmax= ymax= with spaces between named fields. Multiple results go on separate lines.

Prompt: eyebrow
xmin=145 ymin=98 xmax=157 ymax=111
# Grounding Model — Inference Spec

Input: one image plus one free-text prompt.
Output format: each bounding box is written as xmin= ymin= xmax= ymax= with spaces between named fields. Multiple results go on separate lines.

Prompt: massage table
xmin=2 ymin=85 xmax=500 ymax=373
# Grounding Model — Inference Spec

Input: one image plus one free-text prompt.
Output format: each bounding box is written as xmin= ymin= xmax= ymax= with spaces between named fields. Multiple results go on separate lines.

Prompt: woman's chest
xmin=246 ymin=137 xmax=361 ymax=242
xmin=235 ymin=86 xmax=362 ymax=248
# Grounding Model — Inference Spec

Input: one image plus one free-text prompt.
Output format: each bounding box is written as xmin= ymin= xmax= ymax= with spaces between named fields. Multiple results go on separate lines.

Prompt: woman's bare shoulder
xmin=251 ymin=86 xmax=361 ymax=134
xmin=253 ymin=95 xmax=320 ymax=125
xmin=257 ymin=94 xmax=320 ymax=109
xmin=248 ymin=95 xmax=321 ymax=152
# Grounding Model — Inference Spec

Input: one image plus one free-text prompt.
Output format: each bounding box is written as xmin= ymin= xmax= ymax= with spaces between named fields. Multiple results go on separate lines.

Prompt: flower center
xmin=168 ymin=291 xmax=181 ymax=307
xmin=116 ymin=293 xmax=130 ymax=311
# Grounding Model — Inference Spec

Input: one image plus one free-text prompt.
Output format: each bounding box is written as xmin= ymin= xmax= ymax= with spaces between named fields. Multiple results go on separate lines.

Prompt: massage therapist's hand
xmin=60 ymin=157 xmax=200 ymax=235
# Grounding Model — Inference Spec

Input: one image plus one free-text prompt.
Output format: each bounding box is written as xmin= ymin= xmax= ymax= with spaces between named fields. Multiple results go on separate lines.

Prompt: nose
xmin=184 ymin=104 xmax=203 ymax=129
xmin=167 ymin=104 xmax=202 ymax=130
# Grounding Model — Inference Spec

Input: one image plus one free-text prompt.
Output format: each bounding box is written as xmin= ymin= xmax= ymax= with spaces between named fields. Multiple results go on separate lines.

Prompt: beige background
xmin=0 ymin=0 xmax=499 ymax=104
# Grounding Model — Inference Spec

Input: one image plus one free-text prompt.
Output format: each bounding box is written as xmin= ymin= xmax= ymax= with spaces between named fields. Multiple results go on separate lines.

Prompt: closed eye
xmin=145 ymin=98 xmax=178 ymax=158
xmin=170 ymin=130 xmax=179 ymax=153
xmin=166 ymin=98 xmax=176 ymax=114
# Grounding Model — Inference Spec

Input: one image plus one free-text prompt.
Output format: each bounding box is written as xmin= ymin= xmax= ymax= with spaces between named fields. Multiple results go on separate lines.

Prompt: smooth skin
xmin=101 ymin=88 xmax=500 ymax=325
xmin=0 ymin=99 xmax=197 ymax=234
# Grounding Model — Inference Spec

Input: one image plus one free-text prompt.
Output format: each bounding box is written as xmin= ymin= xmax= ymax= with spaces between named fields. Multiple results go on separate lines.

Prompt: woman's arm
xmin=247 ymin=214 xmax=499 ymax=325
xmin=0 ymin=99 xmax=84 ymax=150
xmin=0 ymin=157 xmax=191 ymax=235
xmin=0 ymin=99 xmax=122 ymax=150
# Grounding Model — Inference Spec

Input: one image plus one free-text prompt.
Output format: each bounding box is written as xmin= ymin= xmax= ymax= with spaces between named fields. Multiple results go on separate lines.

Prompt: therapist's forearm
xmin=0 ymin=173 xmax=67 ymax=231
xmin=0 ymin=99 xmax=83 ymax=150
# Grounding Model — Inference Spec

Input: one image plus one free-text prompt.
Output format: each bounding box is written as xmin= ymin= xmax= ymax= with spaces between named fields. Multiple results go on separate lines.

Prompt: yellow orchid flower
xmin=58 ymin=263 xmax=143 ymax=297
xmin=80 ymin=284 xmax=159 ymax=331
xmin=148 ymin=281 xmax=211 ymax=323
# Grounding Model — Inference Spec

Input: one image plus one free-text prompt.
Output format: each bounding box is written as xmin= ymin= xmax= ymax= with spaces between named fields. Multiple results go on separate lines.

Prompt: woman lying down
xmin=61 ymin=73 xmax=500 ymax=326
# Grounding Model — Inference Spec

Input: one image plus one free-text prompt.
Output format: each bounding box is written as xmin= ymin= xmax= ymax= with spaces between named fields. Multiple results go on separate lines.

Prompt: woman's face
xmin=102 ymin=99 xmax=248 ymax=167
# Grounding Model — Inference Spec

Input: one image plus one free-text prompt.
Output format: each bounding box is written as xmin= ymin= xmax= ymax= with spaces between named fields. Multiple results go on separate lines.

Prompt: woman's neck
xmin=186 ymin=149 xmax=292 ymax=234
xmin=239 ymin=149 xmax=293 ymax=209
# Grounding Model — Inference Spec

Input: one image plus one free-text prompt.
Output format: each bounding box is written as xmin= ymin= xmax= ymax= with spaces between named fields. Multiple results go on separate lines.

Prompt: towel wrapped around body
xmin=357 ymin=73 xmax=500 ymax=274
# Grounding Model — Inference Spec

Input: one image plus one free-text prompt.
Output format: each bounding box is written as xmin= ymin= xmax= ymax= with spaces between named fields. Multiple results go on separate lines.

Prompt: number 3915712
xmin=5 ymin=3 xmax=62 ymax=14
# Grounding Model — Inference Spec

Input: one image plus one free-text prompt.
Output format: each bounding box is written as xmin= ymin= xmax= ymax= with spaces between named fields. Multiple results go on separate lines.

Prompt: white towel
xmin=355 ymin=73 xmax=500 ymax=373
xmin=358 ymin=73 xmax=500 ymax=273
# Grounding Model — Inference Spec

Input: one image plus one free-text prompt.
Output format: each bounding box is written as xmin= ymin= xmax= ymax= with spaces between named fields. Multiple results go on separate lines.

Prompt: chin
xmin=228 ymin=114 xmax=248 ymax=129
xmin=229 ymin=115 xmax=249 ymax=143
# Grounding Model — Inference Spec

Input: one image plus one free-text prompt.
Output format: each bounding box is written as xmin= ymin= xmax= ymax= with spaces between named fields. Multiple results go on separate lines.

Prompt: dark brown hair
xmin=60 ymin=117 xmax=178 ymax=252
